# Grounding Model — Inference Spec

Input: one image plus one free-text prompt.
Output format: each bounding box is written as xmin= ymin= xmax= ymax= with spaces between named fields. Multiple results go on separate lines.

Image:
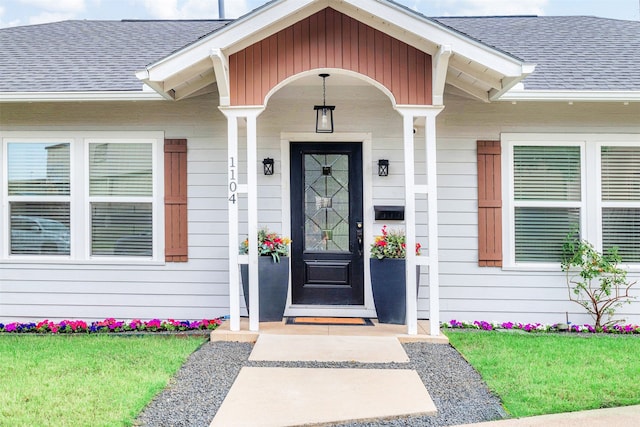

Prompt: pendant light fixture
xmin=314 ymin=73 xmax=335 ymax=133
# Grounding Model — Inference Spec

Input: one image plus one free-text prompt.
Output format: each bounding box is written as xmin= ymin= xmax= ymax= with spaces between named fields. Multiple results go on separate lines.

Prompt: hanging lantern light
xmin=314 ymin=73 xmax=335 ymax=133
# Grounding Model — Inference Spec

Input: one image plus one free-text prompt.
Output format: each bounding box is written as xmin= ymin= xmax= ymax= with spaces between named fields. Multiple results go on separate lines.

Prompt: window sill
xmin=501 ymin=263 xmax=640 ymax=273
xmin=0 ymin=257 xmax=167 ymax=267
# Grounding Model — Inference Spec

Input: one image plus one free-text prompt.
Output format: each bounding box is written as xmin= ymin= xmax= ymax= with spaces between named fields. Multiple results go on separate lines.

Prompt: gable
xmin=229 ymin=8 xmax=432 ymax=106
xmin=137 ymin=0 xmax=532 ymax=105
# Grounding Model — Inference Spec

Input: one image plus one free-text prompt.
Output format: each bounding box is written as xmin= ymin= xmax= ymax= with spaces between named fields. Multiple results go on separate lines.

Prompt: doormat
xmin=286 ymin=317 xmax=374 ymax=326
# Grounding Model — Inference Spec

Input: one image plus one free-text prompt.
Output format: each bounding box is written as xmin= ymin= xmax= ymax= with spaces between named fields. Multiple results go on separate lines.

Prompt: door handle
xmin=356 ymin=221 xmax=363 ymax=256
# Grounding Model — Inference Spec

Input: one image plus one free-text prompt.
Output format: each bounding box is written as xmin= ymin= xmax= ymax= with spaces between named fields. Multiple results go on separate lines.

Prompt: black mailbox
xmin=374 ymin=205 xmax=405 ymax=221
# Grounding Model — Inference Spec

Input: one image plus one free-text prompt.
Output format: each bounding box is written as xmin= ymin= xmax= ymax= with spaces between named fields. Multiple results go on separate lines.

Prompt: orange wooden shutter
xmin=164 ymin=139 xmax=188 ymax=262
xmin=477 ymin=140 xmax=502 ymax=267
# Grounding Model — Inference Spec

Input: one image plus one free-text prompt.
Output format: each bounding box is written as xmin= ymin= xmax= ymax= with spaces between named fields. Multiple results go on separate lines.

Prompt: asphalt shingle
xmin=1 ymin=14 xmax=639 ymax=93
xmin=434 ymin=15 xmax=640 ymax=91
xmin=0 ymin=20 xmax=229 ymax=92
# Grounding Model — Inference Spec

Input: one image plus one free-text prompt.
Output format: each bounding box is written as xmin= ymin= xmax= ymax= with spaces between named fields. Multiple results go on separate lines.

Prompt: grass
xmin=0 ymin=334 xmax=206 ymax=427
xmin=446 ymin=330 xmax=640 ymax=418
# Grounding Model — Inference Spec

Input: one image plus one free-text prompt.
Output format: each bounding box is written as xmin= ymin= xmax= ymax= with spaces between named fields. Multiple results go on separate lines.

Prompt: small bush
xmin=561 ymin=234 xmax=636 ymax=329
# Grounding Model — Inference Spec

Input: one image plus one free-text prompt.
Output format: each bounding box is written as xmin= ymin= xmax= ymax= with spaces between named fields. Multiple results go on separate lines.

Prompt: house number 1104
xmin=229 ymin=156 xmax=237 ymax=204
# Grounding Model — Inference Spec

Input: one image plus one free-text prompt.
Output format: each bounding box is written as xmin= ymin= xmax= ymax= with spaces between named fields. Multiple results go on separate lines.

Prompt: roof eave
xmin=0 ymin=90 xmax=166 ymax=103
xmin=498 ymin=86 xmax=640 ymax=102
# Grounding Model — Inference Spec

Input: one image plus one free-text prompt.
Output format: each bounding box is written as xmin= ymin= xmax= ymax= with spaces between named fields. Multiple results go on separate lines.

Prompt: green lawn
xmin=0 ymin=335 xmax=206 ymax=427
xmin=446 ymin=330 xmax=640 ymax=417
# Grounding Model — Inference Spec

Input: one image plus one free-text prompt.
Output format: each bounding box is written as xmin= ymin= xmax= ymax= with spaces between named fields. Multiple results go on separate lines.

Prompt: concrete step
xmin=249 ymin=334 xmax=410 ymax=363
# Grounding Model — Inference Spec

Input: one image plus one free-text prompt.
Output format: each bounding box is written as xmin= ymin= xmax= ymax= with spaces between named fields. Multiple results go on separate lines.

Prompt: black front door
xmin=290 ymin=142 xmax=364 ymax=305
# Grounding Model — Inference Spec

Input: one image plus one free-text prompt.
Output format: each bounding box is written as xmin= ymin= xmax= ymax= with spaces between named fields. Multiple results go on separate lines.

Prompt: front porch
xmin=136 ymin=0 xmax=532 ymax=337
xmin=211 ymin=317 xmax=449 ymax=344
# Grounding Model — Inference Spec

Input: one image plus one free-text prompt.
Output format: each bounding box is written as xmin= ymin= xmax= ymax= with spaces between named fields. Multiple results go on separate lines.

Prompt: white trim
xmin=219 ymin=106 xmax=265 ymax=332
xmin=499 ymin=87 xmax=640 ymax=102
xmin=0 ymin=131 xmax=164 ymax=263
xmin=138 ymin=0 xmax=530 ymax=99
xmin=280 ymin=132 xmax=376 ymax=318
xmin=345 ymin=0 xmax=528 ymax=76
xmin=140 ymin=0 xmax=317 ymax=80
xmin=425 ymin=113 xmax=441 ymax=337
xmin=432 ymin=45 xmax=452 ymax=106
xmin=0 ymin=91 xmax=165 ymax=103
xmin=210 ymin=48 xmax=231 ymax=106
xmin=502 ymin=133 xmax=640 ymax=270
xmin=402 ymin=112 xmax=418 ymax=335
xmin=221 ymin=110 xmax=240 ymax=331
xmin=246 ymin=113 xmax=260 ymax=332
xmin=84 ymin=138 xmax=163 ymax=262
xmin=396 ymin=105 xmax=444 ymax=336
xmin=265 ymin=69 xmax=397 ymax=107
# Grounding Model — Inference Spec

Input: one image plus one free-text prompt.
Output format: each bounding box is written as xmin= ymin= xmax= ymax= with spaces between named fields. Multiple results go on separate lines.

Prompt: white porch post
xmin=396 ymin=106 xmax=443 ymax=336
xmin=222 ymin=109 xmax=241 ymax=332
xmin=401 ymin=112 xmax=418 ymax=335
xmin=220 ymin=106 xmax=264 ymax=332
xmin=425 ymin=112 xmax=441 ymax=337
xmin=246 ymin=111 xmax=260 ymax=332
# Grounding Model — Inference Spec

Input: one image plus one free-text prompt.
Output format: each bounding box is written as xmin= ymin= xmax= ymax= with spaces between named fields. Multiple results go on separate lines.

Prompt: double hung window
xmin=2 ymin=132 xmax=162 ymax=260
xmin=503 ymin=134 xmax=640 ymax=267
xmin=89 ymin=141 xmax=153 ymax=257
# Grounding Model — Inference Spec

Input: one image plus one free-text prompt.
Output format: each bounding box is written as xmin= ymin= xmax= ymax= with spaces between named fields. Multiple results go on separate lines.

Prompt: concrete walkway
xmin=210 ymin=320 xmax=640 ymax=426
xmin=210 ymin=331 xmax=437 ymax=426
xmin=210 ymin=319 xmax=441 ymax=426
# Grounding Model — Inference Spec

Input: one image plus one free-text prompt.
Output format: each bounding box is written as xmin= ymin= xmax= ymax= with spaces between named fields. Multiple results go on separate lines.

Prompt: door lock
xmin=356 ymin=221 xmax=363 ymax=256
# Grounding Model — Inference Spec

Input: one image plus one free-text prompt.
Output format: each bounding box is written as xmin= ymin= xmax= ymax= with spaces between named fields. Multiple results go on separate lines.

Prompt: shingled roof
xmin=0 ymin=20 xmax=228 ymax=92
xmin=435 ymin=15 xmax=640 ymax=91
xmin=1 ymin=14 xmax=639 ymax=94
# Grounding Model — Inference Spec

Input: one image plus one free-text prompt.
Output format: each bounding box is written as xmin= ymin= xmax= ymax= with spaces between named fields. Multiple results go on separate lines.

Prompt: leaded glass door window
xmin=304 ymin=154 xmax=349 ymax=252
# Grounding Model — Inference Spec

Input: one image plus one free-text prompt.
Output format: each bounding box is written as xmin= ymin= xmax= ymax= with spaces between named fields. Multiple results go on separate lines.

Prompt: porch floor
xmin=210 ymin=317 xmax=449 ymax=344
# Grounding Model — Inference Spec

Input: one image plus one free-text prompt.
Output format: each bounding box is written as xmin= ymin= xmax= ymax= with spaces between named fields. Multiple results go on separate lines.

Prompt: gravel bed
xmin=135 ymin=340 xmax=507 ymax=427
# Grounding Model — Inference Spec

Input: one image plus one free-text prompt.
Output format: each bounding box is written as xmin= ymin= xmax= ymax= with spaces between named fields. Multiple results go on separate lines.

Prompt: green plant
xmin=0 ymin=335 xmax=205 ymax=427
xmin=561 ymin=233 xmax=636 ymax=329
xmin=446 ymin=330 xmax=640 ymax=417
xmin=240 ymin=227 xmax=291 ymax=262
xmin=370 ymin=225 xmax=421 ymax=259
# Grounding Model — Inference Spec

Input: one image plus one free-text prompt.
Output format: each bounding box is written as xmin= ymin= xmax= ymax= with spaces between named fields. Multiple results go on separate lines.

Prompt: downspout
xmin=218 ymin=0 xmax=225 ymax=19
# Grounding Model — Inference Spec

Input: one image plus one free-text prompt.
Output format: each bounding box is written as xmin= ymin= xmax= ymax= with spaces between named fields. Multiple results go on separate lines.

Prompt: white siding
xmin=1 ymin=84 xmax=640 ymax=325
xmin=431 ymin=96 xmax=640 ymax=325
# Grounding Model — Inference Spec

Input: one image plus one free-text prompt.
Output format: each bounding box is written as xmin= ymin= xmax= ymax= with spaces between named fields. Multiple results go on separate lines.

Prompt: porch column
xmin=396 ymin=106 xmax=443 ymax=336
xmin=402 ymin=112 xmax=418 ymax=335
xmin=220 ymin=106 xmax=264 ymax=332
xmin=424 ymin=111 xmax=442 ymax=337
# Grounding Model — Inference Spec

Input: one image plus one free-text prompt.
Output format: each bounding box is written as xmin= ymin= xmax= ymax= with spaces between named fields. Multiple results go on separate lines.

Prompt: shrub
xmin=561 ymin=234 xmax=636 ymax=329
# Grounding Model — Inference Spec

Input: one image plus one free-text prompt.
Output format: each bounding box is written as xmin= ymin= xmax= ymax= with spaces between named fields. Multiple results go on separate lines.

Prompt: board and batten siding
xmin=229 ymin=7 xmax=432 ymax=106
xmin=1 ymin=83 xmax=639 ymax=325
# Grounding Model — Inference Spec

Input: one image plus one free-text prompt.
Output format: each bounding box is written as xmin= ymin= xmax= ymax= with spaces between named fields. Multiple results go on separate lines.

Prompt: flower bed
xmin=442 ymin=319 xmax=640 ymax=334
xmin=0 ymin=317 xmax=222 ymax=334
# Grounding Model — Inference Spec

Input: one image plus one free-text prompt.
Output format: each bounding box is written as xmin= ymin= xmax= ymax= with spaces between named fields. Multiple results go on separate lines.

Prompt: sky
xmin=1 ymin=0 xmax=639 ymax=28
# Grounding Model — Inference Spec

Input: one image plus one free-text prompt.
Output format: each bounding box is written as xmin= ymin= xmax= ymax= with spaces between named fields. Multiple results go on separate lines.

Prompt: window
xmin=512 ymin=145 xmax=582 ymax=262
xmin=601 ymin=146 xmax=640 ymax=262
xmin=7 ymin=141 xmax=71 ymax=255
xmin=89 ymin=142 xmax=153 ymax=257
xmin=503 ymin=134 xmax=640 ymax=267
xmin=2 ymin=133 xmax=163 ymax=260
